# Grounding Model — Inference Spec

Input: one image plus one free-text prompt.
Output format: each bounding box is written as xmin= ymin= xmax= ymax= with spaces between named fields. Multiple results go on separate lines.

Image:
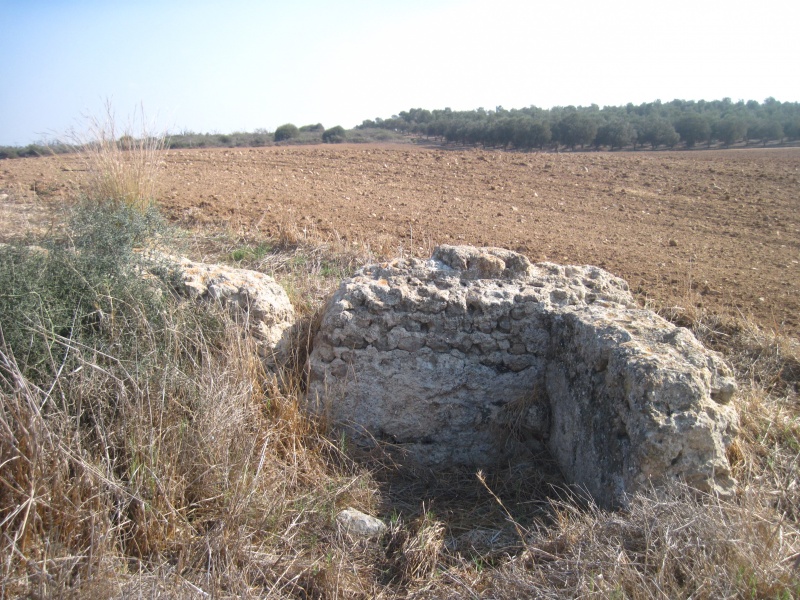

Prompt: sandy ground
xmin=2 ymin=144 xmax=798 ymax=335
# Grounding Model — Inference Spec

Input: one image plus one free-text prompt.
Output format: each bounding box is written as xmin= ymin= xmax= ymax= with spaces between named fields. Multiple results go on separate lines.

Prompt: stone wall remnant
xmin=307 ymin=245 xmax=738 ymax=508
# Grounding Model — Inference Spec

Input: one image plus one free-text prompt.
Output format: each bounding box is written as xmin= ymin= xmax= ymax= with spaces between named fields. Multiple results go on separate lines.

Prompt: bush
xmin=674 ymin=113 xmax=711 ymax=148
xmin=274 ymin=123 xmax=300 ymax=142
xmin=0 ymin=198 xmax=378 ymax=598
xmin=344 ymin=127 xmax=410 ymax=144
xmin=322 ymin=125 xmax=346 ymax=143
xmin=0 ymin=201 xmax=172 ymax=386
xmin=714 ymin=117 xmax=747 ymax=147
xmin=299 ymin=123 xmax=325 ymax=133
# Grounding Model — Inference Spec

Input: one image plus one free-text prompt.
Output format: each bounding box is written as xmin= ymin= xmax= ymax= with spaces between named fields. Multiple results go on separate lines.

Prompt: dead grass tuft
xmin=60 ymin=101 xmax=165 ymax=211
xmin=469 ymin=481 xmax=800 ymax=599
xmin=661 ymin=303 xmax=800 ymax=397
xmin=383 ymin=508 xmax=445 ymax=587
xmin=0 ymin=286 xmax=375 ymax=598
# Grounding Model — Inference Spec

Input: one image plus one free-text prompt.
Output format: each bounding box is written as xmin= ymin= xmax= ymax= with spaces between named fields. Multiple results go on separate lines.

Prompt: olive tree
xmin=554 ymin=112 xmax=598 ymax=150
xmin=674 ymin=113 xmax=711 ymax=148
xmin=714 ymin=117 xmax=747 ymax=147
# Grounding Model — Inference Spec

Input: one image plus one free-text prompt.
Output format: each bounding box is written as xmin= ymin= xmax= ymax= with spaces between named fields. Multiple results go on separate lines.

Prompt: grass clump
xmin=229 ymin=241 xmax=273 ymax=264
xmin=62 ymin=103 xmax=165 ymax=211
xmin=459 ymin=483 xmax=800 ymax=599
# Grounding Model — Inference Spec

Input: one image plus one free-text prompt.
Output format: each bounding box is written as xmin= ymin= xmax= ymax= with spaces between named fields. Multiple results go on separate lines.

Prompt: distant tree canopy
xmin=714 ymin=116 xmax=748 ymax=147
xmin=595 ymin=119 xmax=636 ymax=150
xmin=749 ymin=119 xmax=783 ymax=146
xmin=555 ymin=111 xmax=598 ymax=150
xmin=356 ymin=98 xmax=799 ymax=151
xmin=674 ymin=113 xmax=711 ymax=148
xmin=638 ymin=117 xmax=680 ymax=149
xmin=5 ymin=98 xmax=797 ymax=160
xmin=322 ymin=126 xmax=346 ymax=143
xmin=299 ymin=123 xmax=325 ymax=133
xmin=274 ymin=123 xmax=299 ymax=142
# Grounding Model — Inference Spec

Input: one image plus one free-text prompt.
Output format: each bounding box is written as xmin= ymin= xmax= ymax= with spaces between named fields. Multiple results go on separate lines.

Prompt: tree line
xmin=357 ymin=98 xmax=800 ymax=151
xmin=3 ymin=98 xmax=798 ymax=159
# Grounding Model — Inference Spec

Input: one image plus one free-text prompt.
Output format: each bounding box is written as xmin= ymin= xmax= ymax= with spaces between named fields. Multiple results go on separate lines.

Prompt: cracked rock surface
xmin=170 ymin=256 xmax=296 ymax=363
xmin=307 ymin=245 xmax=738 ymax=508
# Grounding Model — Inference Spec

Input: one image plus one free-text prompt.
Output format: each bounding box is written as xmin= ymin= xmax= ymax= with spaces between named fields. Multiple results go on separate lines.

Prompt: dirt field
xmin=2 ymin=145 xmax=799 ymax=336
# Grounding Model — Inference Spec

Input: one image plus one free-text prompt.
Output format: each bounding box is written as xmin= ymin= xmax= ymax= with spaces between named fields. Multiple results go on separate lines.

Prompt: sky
xmin=1 ymin=0 xmax=798 ymax=146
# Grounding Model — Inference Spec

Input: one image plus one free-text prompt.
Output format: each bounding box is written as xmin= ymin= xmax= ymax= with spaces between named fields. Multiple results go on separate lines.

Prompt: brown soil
xmin=2 ymin=145 xmax=799 ymax=336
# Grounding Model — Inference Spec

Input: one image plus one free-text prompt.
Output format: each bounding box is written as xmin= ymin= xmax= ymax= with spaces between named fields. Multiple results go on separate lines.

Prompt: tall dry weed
xmin=455 ymin=482 xmax=800 ymax=599
xmin=0 ymin=300 xmax=379 ymax=598
xmin=62 ymin=101 xmax=165 ymax=211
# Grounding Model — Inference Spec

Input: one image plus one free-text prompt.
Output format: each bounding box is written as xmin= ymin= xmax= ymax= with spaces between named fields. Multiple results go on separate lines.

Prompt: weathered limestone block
xmin=545 ymin=307 xmax=737 ymax=505
xmin=307 ymin=246 xmax=738 ymax=508
xmin=169 ymin=257 xmax=295 ymax=361
xmin=336 ymin=508 xmax=387 ymax=538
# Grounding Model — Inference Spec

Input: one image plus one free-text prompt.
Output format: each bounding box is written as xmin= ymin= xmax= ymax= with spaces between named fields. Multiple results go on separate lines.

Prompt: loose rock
xmin=336 ymin=508 xmax=387 ymax=538
xmin=167 ymin=256 xmax=296 ymax=363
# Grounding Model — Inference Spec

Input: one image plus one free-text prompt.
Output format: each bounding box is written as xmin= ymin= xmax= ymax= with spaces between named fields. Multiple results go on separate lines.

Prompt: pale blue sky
xmin=1 ymin=0 xmax=798 ymax=145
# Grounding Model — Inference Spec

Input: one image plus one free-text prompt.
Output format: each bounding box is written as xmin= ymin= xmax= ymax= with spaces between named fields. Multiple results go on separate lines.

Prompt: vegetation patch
xmin=0 ymin=112 xmax=798 ymax=597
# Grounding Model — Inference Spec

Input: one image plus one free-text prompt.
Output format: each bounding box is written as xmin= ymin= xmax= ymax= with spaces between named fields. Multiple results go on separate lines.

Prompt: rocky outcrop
xmin=169 ymin=257 xmax=296 ymax=363
xmin=307 ymin=245 xmax=738 ymax=508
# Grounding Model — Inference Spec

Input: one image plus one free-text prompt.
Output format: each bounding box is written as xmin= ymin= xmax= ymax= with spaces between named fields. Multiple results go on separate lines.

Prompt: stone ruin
xmin=157 ymin=245 xmax=739 ymax=509
xmin=306 ymin=245 xmax=739 ymax=508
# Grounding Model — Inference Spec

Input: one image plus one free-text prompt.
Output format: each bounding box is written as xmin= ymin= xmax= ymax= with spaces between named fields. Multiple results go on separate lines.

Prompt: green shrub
xmin=344 ymin=127 xmax=409 ymax=143
xmin=274 ymin=123 xmax=300 ymax=142
xmin=230 ymin=242 xmax=272 ymax=264
xmin=299 ymin=123 xmax=324 ymax=132
xmin=0 ymin=201 xmax=174 ymax=387
xmin=322 ymin=125 xmax=346 ymax=143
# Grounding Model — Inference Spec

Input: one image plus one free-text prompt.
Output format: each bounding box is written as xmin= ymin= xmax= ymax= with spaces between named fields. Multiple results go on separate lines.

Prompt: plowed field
xmin=2 ymin=145 xmax=799 ymax=335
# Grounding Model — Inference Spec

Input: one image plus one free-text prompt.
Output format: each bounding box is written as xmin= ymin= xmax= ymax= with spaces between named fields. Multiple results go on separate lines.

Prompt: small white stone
xmin=336 ymin=508 xmax=387 ymax=538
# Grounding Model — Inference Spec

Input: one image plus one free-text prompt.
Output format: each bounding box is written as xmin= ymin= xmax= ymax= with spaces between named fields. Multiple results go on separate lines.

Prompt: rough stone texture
xmin=307 ymin=245 xmax=738 ymax=508
xmin=170 ymin=257 xmax=296 ymax=362
xmin=336 ymin=508 xmax=387 ymax=538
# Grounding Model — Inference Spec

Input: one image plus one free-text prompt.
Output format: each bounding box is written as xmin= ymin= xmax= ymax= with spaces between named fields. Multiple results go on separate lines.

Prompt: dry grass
xmin=185 ymin=224 xmax=379 ymax=318
xmin=2 ymin=224 xmax=799 ymax=597
xmin=1 ymin=116 xmax=798 ymax=596
xmin=60 ymin=101 xmax=165 ymax=211
xmin=465 ymin=483 xmax=799 ymax=598
xmin=0 ymin=300 xmax=378 ymax=599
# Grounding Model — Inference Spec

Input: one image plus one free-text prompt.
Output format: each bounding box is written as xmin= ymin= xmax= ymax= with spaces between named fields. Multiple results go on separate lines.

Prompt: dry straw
xmin=64 ymin=101 xmax=165 ymax=211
